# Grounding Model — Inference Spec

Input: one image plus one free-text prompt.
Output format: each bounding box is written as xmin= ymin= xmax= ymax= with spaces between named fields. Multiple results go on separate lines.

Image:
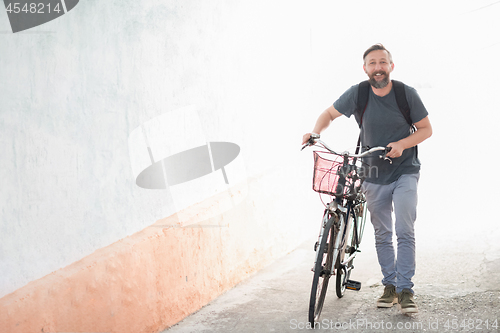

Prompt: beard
xmin=368 ymin=71 xmax=390 ymax=89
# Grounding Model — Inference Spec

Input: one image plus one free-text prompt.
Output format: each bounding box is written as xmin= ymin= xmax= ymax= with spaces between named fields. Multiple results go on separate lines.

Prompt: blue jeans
xmin=362 ymin=173 xmax=420 ymax=294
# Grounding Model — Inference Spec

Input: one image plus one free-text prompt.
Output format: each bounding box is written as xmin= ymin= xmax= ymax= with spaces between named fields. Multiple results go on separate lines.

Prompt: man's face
xmin=363 ymin=50 xmax=394 ymax=89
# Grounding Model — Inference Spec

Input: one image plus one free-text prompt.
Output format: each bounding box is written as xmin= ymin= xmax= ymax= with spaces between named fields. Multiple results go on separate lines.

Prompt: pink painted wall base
xmin=0 ymin=178 xmax=298 ymax=333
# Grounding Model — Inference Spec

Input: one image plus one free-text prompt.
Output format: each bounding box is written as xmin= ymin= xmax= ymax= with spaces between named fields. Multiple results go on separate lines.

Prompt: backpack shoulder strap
xmin=392 ymin=80 xmax=418 ymax=157
xmin=392 ymin=80 xmax=414 ymax=128
xmin=354 ymin=80 xmax=370 ymax=153
xmin=355 ymin=80 xmax=370 ymax=128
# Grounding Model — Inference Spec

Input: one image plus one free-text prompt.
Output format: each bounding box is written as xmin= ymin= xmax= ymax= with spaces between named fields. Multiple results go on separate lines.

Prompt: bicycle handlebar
xmin=301 ymin=138 xmax=393 ymax=163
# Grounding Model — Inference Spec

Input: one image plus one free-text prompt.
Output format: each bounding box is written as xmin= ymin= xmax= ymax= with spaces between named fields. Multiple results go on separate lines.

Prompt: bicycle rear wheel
xmin=308 ymin=212 xmax=337 ymax=325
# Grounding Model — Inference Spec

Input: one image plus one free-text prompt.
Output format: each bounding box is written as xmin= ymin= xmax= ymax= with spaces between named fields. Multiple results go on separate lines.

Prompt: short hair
xmin=363 ymin=44 xmax=393 ymax=64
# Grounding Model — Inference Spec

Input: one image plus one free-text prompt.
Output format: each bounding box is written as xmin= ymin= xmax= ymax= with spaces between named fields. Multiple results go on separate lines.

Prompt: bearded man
xmin=302 ymin=44 xmax=432 ymax=314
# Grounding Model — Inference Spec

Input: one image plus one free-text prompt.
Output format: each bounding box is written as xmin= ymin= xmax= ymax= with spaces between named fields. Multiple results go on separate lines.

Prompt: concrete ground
xmin=163 ymin=208 xmax=500 ymax=333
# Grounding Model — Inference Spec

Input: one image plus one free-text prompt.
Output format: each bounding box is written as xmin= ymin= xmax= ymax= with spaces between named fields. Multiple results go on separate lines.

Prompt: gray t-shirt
xmin=333 ymin=83 xmax=428 ymax=185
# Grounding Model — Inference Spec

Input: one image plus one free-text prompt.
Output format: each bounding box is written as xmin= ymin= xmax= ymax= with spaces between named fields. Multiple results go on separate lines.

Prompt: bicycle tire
xmin=309 ymin=212 xmax=339 ymax=325
xmin=336 ymin=210 xmax=356 ymax=298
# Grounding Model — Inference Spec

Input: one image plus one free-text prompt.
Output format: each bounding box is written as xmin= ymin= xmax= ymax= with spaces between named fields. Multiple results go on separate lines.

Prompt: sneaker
xmin=398 ymin=289 xmax=418 ymax=314
xmin=376 ymin=285 xmax=397 ymax=308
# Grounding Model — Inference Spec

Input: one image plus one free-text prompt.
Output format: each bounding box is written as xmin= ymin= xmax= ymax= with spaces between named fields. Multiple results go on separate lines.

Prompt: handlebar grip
xmin=301 ymin=134 xmax=319 ymax=151
xmin=382 ymin=146 xmax=393 ymax=164
xmin=301 ymin=139 xmax=314 ymax=151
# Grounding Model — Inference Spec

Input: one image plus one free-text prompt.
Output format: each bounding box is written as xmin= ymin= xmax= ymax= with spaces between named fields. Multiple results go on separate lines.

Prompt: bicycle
xmin=302 ymin=136 xmax=392 ymax=325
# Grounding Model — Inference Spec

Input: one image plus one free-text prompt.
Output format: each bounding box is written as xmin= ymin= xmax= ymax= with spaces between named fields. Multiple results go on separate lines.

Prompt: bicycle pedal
xmin=345 ymin=280 xmax=361 ymax=291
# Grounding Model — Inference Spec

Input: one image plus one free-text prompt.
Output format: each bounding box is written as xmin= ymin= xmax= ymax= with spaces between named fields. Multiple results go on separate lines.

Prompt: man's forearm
xmin=312 ymin=111 xmax=332 ymax=134
xmin=302 ymin=106 xmax=343 ymax=144
xmin=399 ymin=116 xmax=433 ymax=150
xmin=399 ymin=126 xmax=432 ymax=150
xmin=312 ymin=106 xmax=342 ymax=134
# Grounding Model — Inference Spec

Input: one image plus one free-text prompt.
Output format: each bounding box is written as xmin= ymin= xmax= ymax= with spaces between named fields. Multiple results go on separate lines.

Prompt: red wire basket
xmin=312 ymin=151 xmax=362 ymax=198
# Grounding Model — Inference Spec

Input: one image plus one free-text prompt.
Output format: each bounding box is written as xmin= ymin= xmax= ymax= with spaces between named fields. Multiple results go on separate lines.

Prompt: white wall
xmin=2 ymin=0 xmax=500 ymax=299
xmin=0 ymin=0 xmax=321 ymax=298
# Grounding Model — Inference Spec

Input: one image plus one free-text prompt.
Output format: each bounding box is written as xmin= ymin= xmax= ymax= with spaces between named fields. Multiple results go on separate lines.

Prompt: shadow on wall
xmin=128 ymin=106 xmax=247 ymax=225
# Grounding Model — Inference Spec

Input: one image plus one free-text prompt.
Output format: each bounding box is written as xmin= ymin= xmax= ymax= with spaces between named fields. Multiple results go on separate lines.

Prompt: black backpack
xmin=354 ymin=80 xmax=417 ymax=155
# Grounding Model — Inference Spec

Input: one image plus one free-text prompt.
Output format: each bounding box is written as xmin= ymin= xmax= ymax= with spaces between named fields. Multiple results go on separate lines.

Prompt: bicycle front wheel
xmin=308 ymin=212 xmax=337 ymax=325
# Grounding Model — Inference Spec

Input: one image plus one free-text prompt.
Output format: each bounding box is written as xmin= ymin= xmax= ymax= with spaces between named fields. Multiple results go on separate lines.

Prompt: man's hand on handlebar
xmin=301 ymin=133 xmax=320 ymax=151
xmin=386 ymin=141 xmax=405 ymax=158
xmin=302 ymin=133 xmax=317 ymax=145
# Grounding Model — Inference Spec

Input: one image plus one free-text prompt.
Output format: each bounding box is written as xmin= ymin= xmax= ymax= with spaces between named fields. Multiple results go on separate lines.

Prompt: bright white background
xmin=307 ymin=0 xmax=500 ymax=238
